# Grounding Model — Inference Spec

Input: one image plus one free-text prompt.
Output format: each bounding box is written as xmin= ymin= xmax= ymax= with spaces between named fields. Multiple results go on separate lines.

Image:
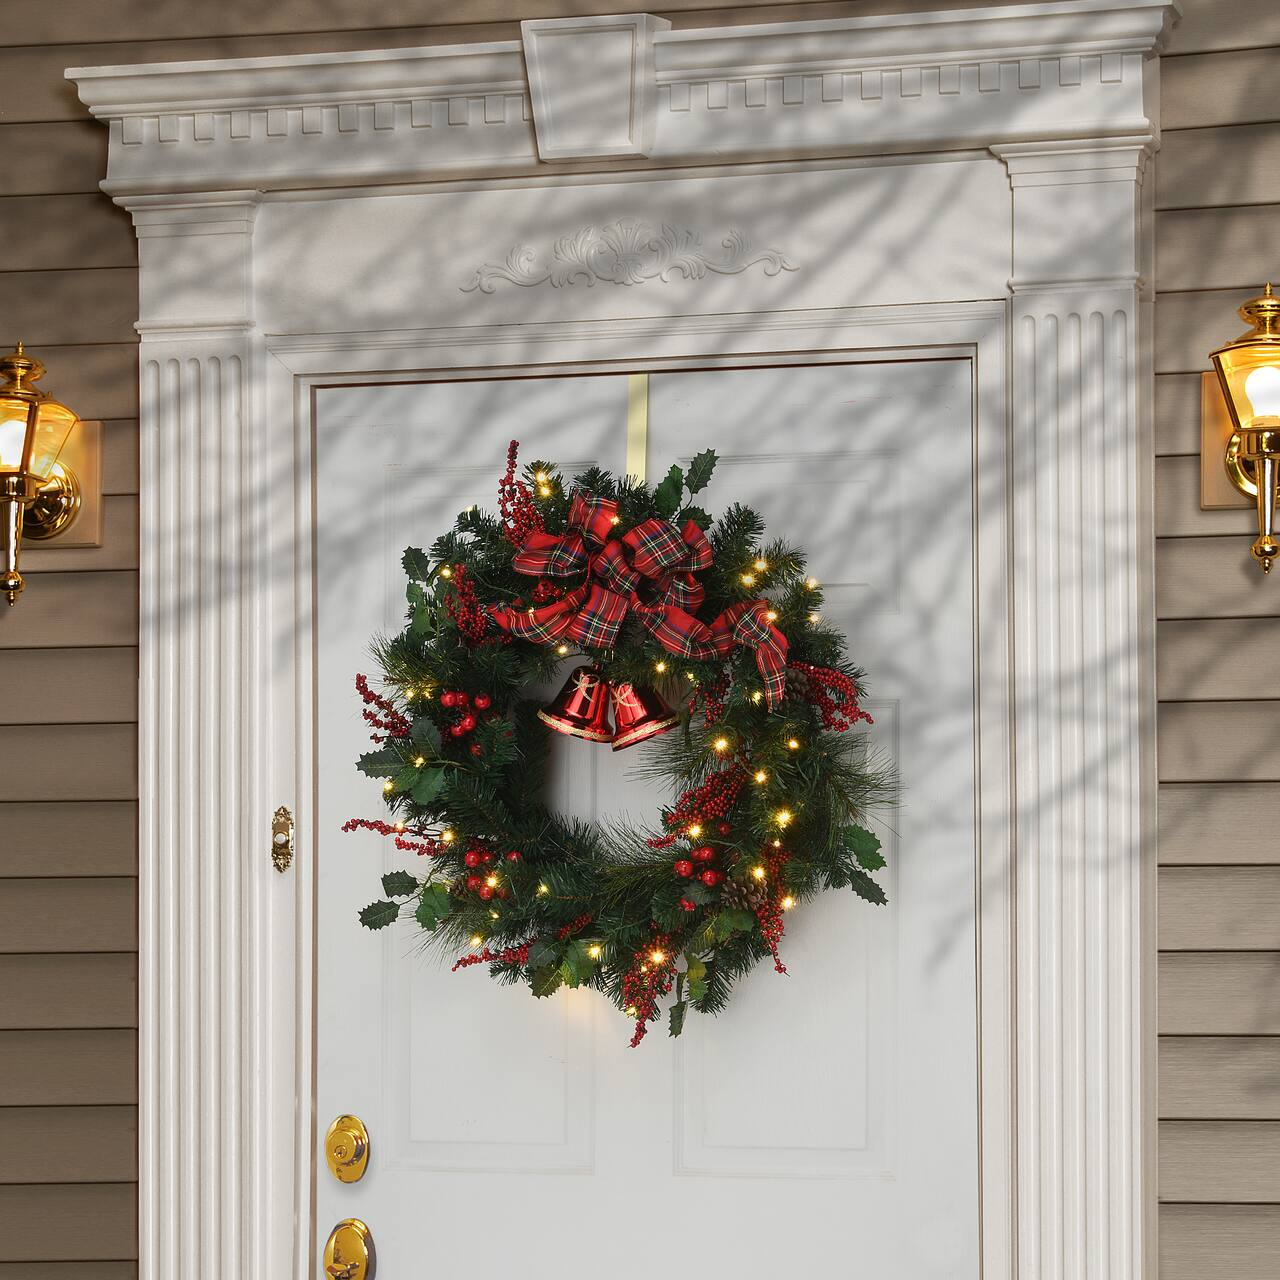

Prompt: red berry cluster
xmin=556 ymin=913 xmax=594 ymax=941
xmin=340 ymin=817 xmax=448 ymax=858
xmin=452 ymin=938 xmax=533 ymax=973
xmin=440 ymin=689 xmax=493 ymax=744
xmin=531 ymin=578 xmax=562 ymax=603
xmin=649 ymin=766 xmax=745 ymax=849
xmin=788 ymin=662 xmax=875 ymax=732
xmin=462 ymin=846 xmax=509 ymax=901
xmin=445 ymin=564 xmax=489 ymax=642
xmin=620 ymin=933 xmax=675 ymax=1048
xmin=355 ymin=672 xmax=410 ymax=740
xmin=755 ymin=848 xmax=793 ymax=974
xmin=691 ymin=674 xmax=730 ymax=723
xmin=497 ymin=439 xmax=543 ymax=546
xmin=673 ymin=844 xmax=721 ymax=887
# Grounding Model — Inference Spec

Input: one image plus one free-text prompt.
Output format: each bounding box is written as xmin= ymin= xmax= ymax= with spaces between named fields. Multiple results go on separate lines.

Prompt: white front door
xmin=313 ymin=356 xmax=979 ymax=1279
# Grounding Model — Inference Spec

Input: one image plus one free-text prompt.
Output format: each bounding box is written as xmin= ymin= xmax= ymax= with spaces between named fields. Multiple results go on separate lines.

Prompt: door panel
xmin=314 ymin=358 xmax=978 ymax=1279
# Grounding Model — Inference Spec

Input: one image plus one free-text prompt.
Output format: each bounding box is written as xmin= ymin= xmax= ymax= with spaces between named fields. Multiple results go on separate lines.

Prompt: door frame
xmin=68 ymin=3 xmax=1174 ymax=1276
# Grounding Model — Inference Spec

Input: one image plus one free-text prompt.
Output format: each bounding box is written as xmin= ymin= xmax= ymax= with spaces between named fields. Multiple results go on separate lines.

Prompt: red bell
xmin=538 ymin=665 xmax=614 ymax=742
xmin=609 ymin=681 xmax=679 ymax=751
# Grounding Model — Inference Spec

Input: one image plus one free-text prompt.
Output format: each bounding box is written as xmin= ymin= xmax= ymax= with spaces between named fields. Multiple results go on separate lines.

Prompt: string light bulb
xmin=441 ymin=829 xmax=456 ymax=844
xmin=538 ymin=484 xmax=552 ymax=497
xmin=650 ymin=949 xmax=666 ymax=965
xmin=394 ymin=821 xmax=406 ymax=833
xmin=787 ymin=738 xmax=800 ymax=751
xmin=484 ymin=874 xmax=499 ymax=888
xmin=383 ymin=779 xmax=394 ymax=793
xmin=534 ymin=471 xmax=549 ymax=484
xmin=754 ymin=769 xmax=768 ymax=784
xmin=808 ymin=612 xmax=821 ymax=624
xmin=741 ymin=572 xmax=756 ymax=587
xmin=751 ymin=865 xmax=767 ymax=880
xmin=470 ymin=934 xmax=485 ymax=947
xmin=626 ymin=1005 xmax=638 ymax=1016
xmin=781 ymin=895 xmax=796 ymax=911
xmin=765 ymin=609 xmax=778 ymax=622
xmin=805 ymin=577 xmax=819 ymax=590
xmin=775 ymin=809 xmax=793 ymax=827
xmin=751 ymin=690 xmax=764 ymax=704
xmin=712 ymin=736 xmax=729 ymax=753
xmin=687 ymin=823 xmax=703 ymax=839
xmin=440 ymin=565 xmax=452 ymax=579
xmin=654 ymin=660 xmax=667 ymax=674
xmin=556 ymin=643 xmax=569 ymax=656
xmin=489 ymin=910 xmax=500 ymax=919
xmin=536 ymin=882 xmax=550 ymax=895
xmin=754 ymin=557 xmax=769 ymax=572
xmin=413 ymin=756 xmax=425 ymax=767
xmin=588 ymin=944 xmax=602 ymax=959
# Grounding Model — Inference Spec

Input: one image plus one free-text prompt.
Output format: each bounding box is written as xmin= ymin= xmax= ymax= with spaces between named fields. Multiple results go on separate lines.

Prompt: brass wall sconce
xmin=0 ymin=342 xmax=81 ymax=605
xmin=1209 ymin=284 xmax=1280 ymax=574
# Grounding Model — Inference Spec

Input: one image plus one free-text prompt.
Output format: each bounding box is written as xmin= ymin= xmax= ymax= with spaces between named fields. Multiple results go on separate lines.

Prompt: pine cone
xmin=721 ymin=876 xmax=767 ymax=912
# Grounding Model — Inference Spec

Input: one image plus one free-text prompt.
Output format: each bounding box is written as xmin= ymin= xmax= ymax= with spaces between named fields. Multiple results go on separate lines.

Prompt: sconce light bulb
xmin=1244 ymin=364 xmax=1280 ymax=419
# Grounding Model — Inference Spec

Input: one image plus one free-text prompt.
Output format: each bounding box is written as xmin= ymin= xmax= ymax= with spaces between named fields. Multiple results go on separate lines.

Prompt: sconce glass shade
xmin=0 ymin=344 xmax=77 ymax=480
xmin=1211 ymin=284 xmax=1280 ymax=433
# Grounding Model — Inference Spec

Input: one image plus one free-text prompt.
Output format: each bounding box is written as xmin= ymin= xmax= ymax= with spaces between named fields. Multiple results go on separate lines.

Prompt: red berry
xmin=449 ymin=723 xmax=467 ymax=737
xmin=692 ymin=846 xmax=716 ymax=863
xmin=506 ymin=850 xmax=522 ymax=862
xmin=459 ymin=714 xmax=477 ymax=732
xmin=717 ymin=821 xmax=732 ymax=836
xmin=478 ymin=884 xmax=495 ymax=901
xmin=440 ymin=691 xmax=458 ymax=708
xmin=480 ymin=852 xmax=493 ymax=864
xmin=699 ymin=869 xmax=721 ymax=887
xmin=455 ymin=692 xmax=470 ymax=707
xmin=673 ymin=859 xmax=694 ymax=877
xmin=679 ymin=898 xmax=697 ymax=912
xmin=498 ymin=887 xmax=510 ymax=899
xmin=465 ymin=874 xmax=483 ymax=890
xmin=464 ymin=850 xmax=482 ymax=868
xmin=474 ymin=693 xmax=492 ymax=710
xmin=469 ymin=743 xmax=484 ymax=757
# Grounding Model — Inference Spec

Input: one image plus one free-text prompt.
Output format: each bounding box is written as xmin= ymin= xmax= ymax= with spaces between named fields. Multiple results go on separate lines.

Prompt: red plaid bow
xmin=492 ymin=493 xmax=789 ymax=707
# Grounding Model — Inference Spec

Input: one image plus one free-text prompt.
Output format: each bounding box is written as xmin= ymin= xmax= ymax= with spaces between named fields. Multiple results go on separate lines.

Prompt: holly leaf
xmin=381 ymin=870 xmax=419 ymax=898
xmin=845 ymin=824 xmax=885 ymax=871
xmin=845 ymin=868 xmax=888 ymax=906
xmin=680 ymin=505 xmax=713 ymax=530
xmin=392 ymin=765 xmax=420 ymax=794
xmin=409 ymin=606 xmax=433 ymax=640
xmin=711 ymin=908 xmax=757 ymax=941
xmin=686 ymin=955 xmax=708 ymax=1004
xmin=684 ymin=448 xmax=717 ymax=494
xmin=357 ymin=747 xmax=401 ymax=778
xmin=668 ymin=999 xmax=688 ymax=1038
xmin=562 ymin=940 xmax=597 ymax=986
xmin=358 ymin=900 xmax=400 ymax=930
xmin=531 ymin=966 xmax=563 ymax=998
xmin=402 ymin=547 xmax=433 ymax=582
xmin=653 ymin=464 xmax=685 ymax=518
xmin=527 ymin=940 xmax=558 ymax=970
xmin=414 ymin=883 xmax=452 ymax=930
xmin=411 ymin=769 xmax=446 ymax=806
xmin=410 ymin=718 xmax=440 ymax=751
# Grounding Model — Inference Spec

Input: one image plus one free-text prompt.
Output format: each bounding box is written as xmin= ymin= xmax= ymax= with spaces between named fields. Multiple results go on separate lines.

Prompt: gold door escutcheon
xmin=324 ymin=1114 xmax=370 ymax=1183
xmin=323 ymin=1218 xmax=375 ymax=1280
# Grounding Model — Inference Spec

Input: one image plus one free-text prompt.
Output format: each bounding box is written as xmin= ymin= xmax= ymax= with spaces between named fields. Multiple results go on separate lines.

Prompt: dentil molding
xmin=69 ymin=0 xmax=1177 ymax=196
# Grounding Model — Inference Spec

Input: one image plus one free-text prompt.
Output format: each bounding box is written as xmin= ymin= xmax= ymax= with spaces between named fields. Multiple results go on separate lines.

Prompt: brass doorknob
xmin=324 ymin=1114 xmax=370 ymax=1183
xmin=323 ymin=1218 xmax=375 ymax=1280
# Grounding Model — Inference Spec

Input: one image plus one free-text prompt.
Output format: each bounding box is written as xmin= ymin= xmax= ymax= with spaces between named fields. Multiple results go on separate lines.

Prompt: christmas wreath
xmin=349 ymin=443 xmax=893 ymax=1046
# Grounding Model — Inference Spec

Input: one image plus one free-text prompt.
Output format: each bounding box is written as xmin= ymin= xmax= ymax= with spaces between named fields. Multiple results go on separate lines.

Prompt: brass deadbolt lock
xmin=323 ymin=1218 xmax=375 ymax=1280
xmin=324 ymin=1114 xmax=370 ymax=1183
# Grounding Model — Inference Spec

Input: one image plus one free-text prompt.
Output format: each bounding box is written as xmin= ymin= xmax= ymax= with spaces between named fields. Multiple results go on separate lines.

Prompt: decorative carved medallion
xmin=461 ymin=218 xmax=796 ymax=292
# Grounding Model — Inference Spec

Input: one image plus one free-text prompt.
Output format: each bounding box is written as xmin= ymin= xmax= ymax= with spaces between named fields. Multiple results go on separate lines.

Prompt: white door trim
xmin=68 ymin=3 xmax=1174 ymax=1276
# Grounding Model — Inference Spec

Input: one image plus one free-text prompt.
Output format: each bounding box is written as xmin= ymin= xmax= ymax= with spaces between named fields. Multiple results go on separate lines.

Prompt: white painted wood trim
xmin=66 ymin=3 xmax=1173 ymax=1276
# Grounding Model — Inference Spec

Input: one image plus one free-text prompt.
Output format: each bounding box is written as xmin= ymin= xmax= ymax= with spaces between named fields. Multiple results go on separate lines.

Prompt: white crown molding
xmin=69 ymin=0 xmax=1178 ymax=196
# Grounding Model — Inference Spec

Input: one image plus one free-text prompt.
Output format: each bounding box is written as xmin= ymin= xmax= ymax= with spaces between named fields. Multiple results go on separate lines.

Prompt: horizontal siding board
xmin=1160 ymin=783 xmax=1280 ymax=864
xmin=0 ymin=269 xmax=138 ymax=348
xmin=1160 ymin=1037 xmax=1280 ymax=1119
xmin=0 ymin=123 xmax=109 ymax=197
xmin=1160 ymin=952 xmax=1280 ymax=1034
xmin=0 ymin=195 xmax=135 ymax=271
xmin=1159 ymin=701 xmax=1280 ymax=782
xmin=0 ymin=649 xmax=137 ymax=726
xmin=0 ymin=1108 xmax=137 ymax=1184
xmin=1160 ymin=867 xmax=1280 ymax=949
xmin=1165 ymin=0 xmax=1280 ymax=55
xmin=1155 ymin=454 xmax=1253 ymax=537
xmin=1156 ymin=536 xmax=1278 ymax=619
xmin=1160 ymin=1121 xmax=1280 ymax=1202
xmin=21 ymin=495 xmax=139 ymax=574
xmin=0 ymin=802 xmax=136 ymax=878
xmin=0 ymin=724 xmax=136 ymax=801
xmin=0 ymin=1030 xmax=135 ymax=1105
xmin=0 ymin=878 xmax=136 ymax=954
xmin=1155 ymin=372 xmax=1201 ymax=458
xmin=0 ymin=1266 xmax=135 ymax=1280
xmin=1158 ymin=122 xmax=1280 ymax=210
xmin=1157 ymin=286 xmax=1264 ymax=375
xmin=1156 ymin=204 xmax=1280 ymax=293
xmin=0 ymin=954 xmax=136 ymax=1028
xmin=23 ymin=344 xmax=138 ymax=423
xmin=1157 ymin=620 xmax=1280 ymax=701
xmin=100 ymin=421 xmax=139 ymax=496
xmin=0 ymin=1183 xmax=136 ymax=1261
xmin=0 ymin=571 xmax=139 ymax=649
xmin=1159 ymin=1205 xmax=1280 ymax=1280
xmin=1162 ymin=48 xmax=1280 ymax=130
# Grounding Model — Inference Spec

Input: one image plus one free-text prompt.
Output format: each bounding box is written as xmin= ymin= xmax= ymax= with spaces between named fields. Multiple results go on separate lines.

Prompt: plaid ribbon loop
xmin=491 ymin=491 xmax=787 ymax=706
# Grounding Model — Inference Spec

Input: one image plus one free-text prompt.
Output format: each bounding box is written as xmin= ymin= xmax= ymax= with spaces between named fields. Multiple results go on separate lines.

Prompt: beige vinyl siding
xmin=0 ymin=0 xmax=1270 ymax=1271
xmin=1155 ymin=4 xmax=1280 ymax=1267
